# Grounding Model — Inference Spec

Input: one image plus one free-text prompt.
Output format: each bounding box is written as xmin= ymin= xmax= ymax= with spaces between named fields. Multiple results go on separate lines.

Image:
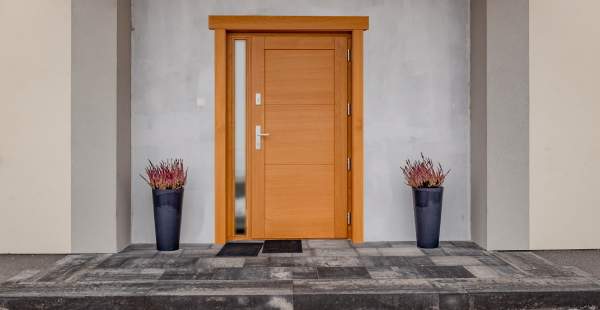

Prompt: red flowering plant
xmin=401 ymin=153 xmax=449 ymax=188
xmin=141 ymin=159 xmax=188 ymax=190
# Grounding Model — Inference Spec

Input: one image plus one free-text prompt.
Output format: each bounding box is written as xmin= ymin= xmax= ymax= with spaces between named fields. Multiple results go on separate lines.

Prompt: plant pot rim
xmin=152 ymin=187 xmax=184 ymax=194
xmin=412 ymin=186 xmax=443 ymax=191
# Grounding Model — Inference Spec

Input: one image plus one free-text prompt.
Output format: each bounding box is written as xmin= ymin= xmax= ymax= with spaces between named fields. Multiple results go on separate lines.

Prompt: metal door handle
xmin=255 ymin=125 xmax=269 ymax=150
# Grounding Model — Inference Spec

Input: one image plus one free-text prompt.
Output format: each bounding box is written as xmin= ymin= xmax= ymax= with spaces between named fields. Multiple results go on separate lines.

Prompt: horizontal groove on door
xmin=265 ymin=50 xmax=334 ymax=105
xmin=264 ymin=105 xmax=334 ymax=165
xmin=265 ymin=36 xmax=335 ymax=49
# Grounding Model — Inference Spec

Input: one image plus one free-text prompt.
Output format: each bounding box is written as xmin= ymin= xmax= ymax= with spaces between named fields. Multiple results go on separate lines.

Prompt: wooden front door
xmin=249 ymin=34 xmax=349 ymax=239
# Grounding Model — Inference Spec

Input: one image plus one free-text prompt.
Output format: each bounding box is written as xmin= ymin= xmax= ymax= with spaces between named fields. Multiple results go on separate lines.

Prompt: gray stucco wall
xmin=131 ymin=0 xmax=470 ymax=243
xmin=486 ymin=0 xmax=529 ymax=250
xmin=470 ymin=0 xmax=529 ymax=250
xmin=470 ymin=0 xmax=488 ymax=248
xmin=72 ymin=0 xmax=131 ymax=252
xmin=116 ymin=0 xmax=132 ymax=251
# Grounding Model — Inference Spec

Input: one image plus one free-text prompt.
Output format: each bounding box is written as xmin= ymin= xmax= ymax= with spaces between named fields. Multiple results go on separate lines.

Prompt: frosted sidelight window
xmin=234 ymin=40 xmax=246 ymax=235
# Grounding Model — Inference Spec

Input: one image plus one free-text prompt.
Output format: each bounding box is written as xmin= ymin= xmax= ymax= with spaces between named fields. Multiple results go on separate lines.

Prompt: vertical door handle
xmin=255 ymin=125 xmax=270 ymax=150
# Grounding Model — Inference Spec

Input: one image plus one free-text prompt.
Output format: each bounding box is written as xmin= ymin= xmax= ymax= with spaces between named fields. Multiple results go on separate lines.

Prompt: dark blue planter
xmin=412 ymin=187 xmax=443 ymax=248
xmin=152 ymin=188 xmax=184 ymax=251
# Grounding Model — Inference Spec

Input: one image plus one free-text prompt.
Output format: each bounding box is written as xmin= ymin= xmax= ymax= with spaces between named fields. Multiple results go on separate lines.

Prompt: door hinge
xmin=347 ymin=49 xmax=351 ymax=62
xmin=347 ymin=212 xmax=351 ymax=225
xmin=347 ymin=103 xmax=351 ymax=116
xmin=347 ymin=157 xmax=351 ymax=171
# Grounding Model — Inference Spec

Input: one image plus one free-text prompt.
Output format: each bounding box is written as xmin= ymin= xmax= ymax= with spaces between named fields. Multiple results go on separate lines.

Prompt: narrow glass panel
xmin=234 ymin=40 xmax=246 ymax=235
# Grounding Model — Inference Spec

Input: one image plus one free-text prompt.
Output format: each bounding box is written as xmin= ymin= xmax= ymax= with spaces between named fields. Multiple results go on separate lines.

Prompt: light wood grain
xmin=265 ymin=50 xmax=334 ymax=106
xmin=265 ymin=165 xmax=335 ymax=238
xmin=265 ymin=36 xmax=334 ymax=50
xmin=214 ymin=25 xmax=366 ymax=242
xmin=254 ymin=34 xmax=348 ymax=239
xmin=214 ymin=29 xmax=227 ymax=244
xmin=250 ymin=37 xmax=266 ymax=239
xmin=265 ymin=105 xmax=334 ymax=165
xmin=209 ymin=16 xmax=369 ymax=31
xmin=351 ymin=30 xmax=364 ymax=243
xmin=334 ymin=37 xmax=348 ymax=238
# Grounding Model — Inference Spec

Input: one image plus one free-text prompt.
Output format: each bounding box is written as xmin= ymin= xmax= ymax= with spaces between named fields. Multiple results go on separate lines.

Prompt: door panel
xmin=250 ymin=35 xmax=348 ymax=239
xmin=265 ymin=50 xmax=334 ymax=106
xmin=265 ymin=105 xmax=334 ymax=165
xmin=265 ymin=165 xmax=334 ymax=238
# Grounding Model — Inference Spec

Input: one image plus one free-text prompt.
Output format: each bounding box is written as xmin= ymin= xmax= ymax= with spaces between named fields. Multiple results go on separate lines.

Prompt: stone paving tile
xmin=78 ymin=268 xmax=164 ymax=282
xmin=305 ymin=256 xmax=362 ymax=267
xmin=149 ymin=280 xmax=293 ymax=296
xmin=443 ymin=246 xmax=488 ymax=256
xmin=293 ymin=278 xmax=436 ymax=294
xmin=495 ymin=251 xmax=578 ymax=277
xmin=165 ymin=256 xmax=199 ymax=269
xmin=352 ymin=241 xmax=391 ymax=248
xmin=196 ymin=257 xmax=245 ymax=269
xmin=290 ymin=267 xmax=319 ymax=280
xmin=211 ymin=268 xmax=243 ymax=280
xmin=3 ymin=241 xmax=600 ymax=309
xmin=415 ymin=266 xmax=475 ymax=279
xmin=123 ymin=243 xmax=156 ymax=250
xmin=4 ymin=269 xmax=40 ymax=284
xmin=120 ymin=257 xmax=158 ymax=269
xmin=476 ymin=254 xmax=510 ymax=266
xmin=97 ymin=254 xmax=138 ymax=269
xmin=388 ymin=241 xmax=417 ymax=248
xmin=456 ymin=276 xmax=600 ymax=293
xmin=391 ymin=266 xmax=425 ymax=279
xmin=238 ymin=267 xmax=292 ymax=280
xmin=451 ymin=241 xmax=482 ymax=249
xmin=0 ymin=282 xmax=155 ymax=297
xmin=243 ymin=256 xmax=270 ymax=267
xmin=121 ymin=244 xmax=160 ymax=255
xmin=465 ymin=265 xmax=523 ymax=279
xmin=358 ymin=256 xmax=407 ymax=267
xmin=355 ymin=248 xmax=381 ymax=256
xmin=404 ymin=256 xmax=435 ymax=266
xmin=146 ymin=295 xmax=294 ymax=310
xmin=159 ymin=269 xmax=213 ymax=281
xmin=261 ymin=257 xmax=297 ymax=267
xmin=179 ymin=243 xmax=212 ymax=250
xmin=317 ymin=267 xmax=370 ymax=279
xmin=292 ymin=292 xmax=440 ymax=310
xmin=366 ymin=267 xmax=401 ymax=279
xmin=180 ymin=248 xmax=220 ymax=257
xmin=37 ymin=255 xmax=105 ymax=283
xmin=307 ymin=239 xmax=351 ymax=249
xmin=419 ymin=247 xmax=447 ymax=256
xmin=258 ymin=250 xmax=313 ymax=258
xmin=431 ymin=255 xmax=483 ymax=266
xmin=312 ymin=248 xmax=358 ymax=257
xmin=378 ymin=247 xmax=424 ymax=257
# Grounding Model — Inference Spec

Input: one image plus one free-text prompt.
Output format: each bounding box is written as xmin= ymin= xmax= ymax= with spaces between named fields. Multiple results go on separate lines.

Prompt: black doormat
xmin=216 ymin=242 xmax=263 ymax=257
xmin=262 ymin=240 xmax=303 ymax=253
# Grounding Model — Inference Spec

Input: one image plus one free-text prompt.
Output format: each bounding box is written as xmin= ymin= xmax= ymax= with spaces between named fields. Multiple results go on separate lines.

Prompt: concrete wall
xmin=470 ymin=0 xmax=530 ymax=250
xmin=470 ymin=0 xmax=488 ymax=248
xmin=486 ymin=0 xmax=530 ymax=250
xmin=71 ymin=0 xmax=131 ymax=253
xmin=116 ymin=0 xmax=132 ymax=252
xmin=71 ymin=0 xmax=117 ymax=253
xmin=529 ymin=0 xmax=600 ymax=249
xmin=131 ymin=0 xmax=470 ymax=243
xmin=0 ymin=0 xmax=72 ymax=253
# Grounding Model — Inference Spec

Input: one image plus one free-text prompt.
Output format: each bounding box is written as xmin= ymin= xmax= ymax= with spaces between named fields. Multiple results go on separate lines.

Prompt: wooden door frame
xmin=209 ymin=16 xmax=368 ymax=244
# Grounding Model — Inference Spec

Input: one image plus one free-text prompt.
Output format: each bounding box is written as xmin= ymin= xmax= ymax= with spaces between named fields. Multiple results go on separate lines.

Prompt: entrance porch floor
xmin=1 ymin=241 xmax=600 ymax=309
